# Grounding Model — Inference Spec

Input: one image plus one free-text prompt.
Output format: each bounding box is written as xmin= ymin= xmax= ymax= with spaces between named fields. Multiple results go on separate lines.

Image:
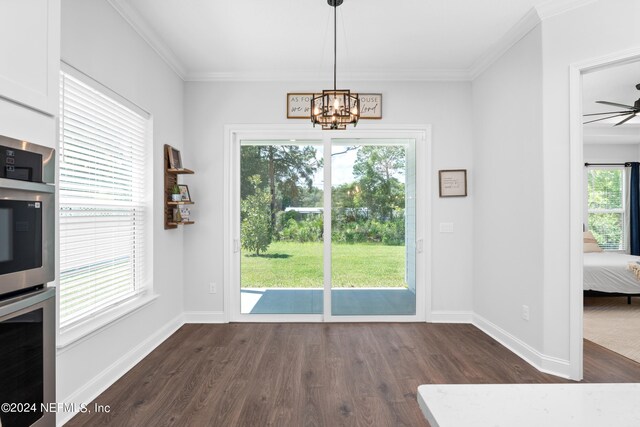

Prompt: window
xmin=59 ymin=70 xmax=149 ymax=329
xmin=587 ymin=168 xmax=625 ymax=250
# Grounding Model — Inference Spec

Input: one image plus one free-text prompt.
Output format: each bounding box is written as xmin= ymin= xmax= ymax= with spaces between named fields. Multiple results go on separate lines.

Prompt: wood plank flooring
xmin=66 ymin=323 xmax=640 ymax=427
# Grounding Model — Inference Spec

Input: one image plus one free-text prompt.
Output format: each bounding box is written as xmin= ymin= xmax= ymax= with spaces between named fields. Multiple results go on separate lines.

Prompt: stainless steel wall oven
xmin=0 ymin=136 xmax=55 ymax=297
xmin=0 ymin=135 xmax=56 ymax=426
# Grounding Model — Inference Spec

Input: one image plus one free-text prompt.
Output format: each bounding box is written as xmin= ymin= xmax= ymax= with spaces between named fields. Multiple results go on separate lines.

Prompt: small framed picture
xmin=178 ymin=184 xmax=191 ymax=202
xmin=167 ymin=145 xmax=182 ymax=169
xmin=179 ymin=207 xmax=191 ymax=221
xmin=439 ymin=169 xmax=467 ymax=197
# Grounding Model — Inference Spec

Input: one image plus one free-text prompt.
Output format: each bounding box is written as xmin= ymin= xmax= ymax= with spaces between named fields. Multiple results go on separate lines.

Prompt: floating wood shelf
xmin=164 ymin=144 xmax=195 ymax=230
xmin=167 ymin=168 xmax=194 ymax=174
xmin=167 ymin=201 xmax=195 ymax=206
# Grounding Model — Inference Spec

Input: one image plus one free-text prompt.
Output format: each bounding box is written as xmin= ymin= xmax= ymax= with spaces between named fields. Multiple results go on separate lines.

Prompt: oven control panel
xmin=0 ymin=145 xmax=43 ymax=183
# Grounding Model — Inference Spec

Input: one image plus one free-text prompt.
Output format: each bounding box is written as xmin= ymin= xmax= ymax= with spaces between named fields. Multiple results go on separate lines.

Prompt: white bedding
xmin=584 ymin=252 xmax=640 ymax=294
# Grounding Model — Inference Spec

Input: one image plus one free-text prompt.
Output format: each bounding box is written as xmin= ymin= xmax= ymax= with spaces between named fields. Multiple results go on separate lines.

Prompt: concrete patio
xmin=241 ymin=287 xmax=416 ymax=315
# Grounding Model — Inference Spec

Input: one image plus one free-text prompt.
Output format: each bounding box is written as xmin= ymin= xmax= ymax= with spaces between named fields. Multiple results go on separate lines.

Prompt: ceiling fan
xmin=583 ymin=83 xmax=640 ymax=126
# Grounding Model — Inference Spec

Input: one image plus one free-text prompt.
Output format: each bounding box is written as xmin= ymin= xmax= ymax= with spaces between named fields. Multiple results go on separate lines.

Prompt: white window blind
xmin=59 ymin=71 xmax=148 ymax=329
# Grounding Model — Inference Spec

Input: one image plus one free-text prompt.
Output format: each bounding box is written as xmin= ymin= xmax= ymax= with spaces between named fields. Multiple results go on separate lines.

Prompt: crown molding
xmin=185 ymin=69 xmax=473 ymax=82
xmin=107 ymin=0 xmax=598 ymax=84
xmin=106 ymin=0 xmax=187 ymax=80
xmin=468 ymin=8 xmax=542 ymax=80
xmin=468 ymin=0 xmax=598 ymax=80
xmin=535 ymin=0 xmax=599 ymax=20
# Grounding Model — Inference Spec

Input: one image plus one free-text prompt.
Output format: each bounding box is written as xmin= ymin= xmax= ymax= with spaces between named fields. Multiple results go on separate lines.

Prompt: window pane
xmin=331 ymin=140 xmax=416 ymax=316
xmin=588 ymin=213 xmax=623 ymax=250
xmin=588 ymin=169 xmax=623 ymax=210
xmin=239 ymin=141 xmax=324 ymax=315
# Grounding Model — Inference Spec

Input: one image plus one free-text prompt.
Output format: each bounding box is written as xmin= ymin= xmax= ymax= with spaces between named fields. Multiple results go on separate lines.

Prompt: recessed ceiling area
xmin=111 ymin=0 xmax=579 ymax=80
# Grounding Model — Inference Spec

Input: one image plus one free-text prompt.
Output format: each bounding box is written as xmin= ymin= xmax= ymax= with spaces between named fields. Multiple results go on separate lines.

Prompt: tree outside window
xmin=587 ymin=168 xmax=625 ymax=250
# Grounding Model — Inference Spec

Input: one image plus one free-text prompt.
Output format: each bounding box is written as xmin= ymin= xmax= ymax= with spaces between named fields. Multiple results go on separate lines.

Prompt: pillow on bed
xmin=584 ymin=231 xmax=603 ymax=253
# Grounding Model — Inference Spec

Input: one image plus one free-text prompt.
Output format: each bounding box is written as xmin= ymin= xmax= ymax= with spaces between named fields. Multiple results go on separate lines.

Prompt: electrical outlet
xmin=209 ymin=282 xmax=217 ymax=294
xmin=439 ymin=222 xmax=454 ymax=233
xmin=522 ymin=305 xmax=530 ymax=321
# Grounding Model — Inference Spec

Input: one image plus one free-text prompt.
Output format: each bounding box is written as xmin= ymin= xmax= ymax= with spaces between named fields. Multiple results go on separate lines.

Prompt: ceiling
xmin=110 ymin=0 xmax=593 ymax=81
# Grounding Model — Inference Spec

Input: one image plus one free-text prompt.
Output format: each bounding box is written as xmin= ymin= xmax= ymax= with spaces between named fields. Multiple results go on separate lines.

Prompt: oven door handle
xmin=0 ymin=287 xmax=56 ymax=317
xmin=0 ymin=178 xmax=55 ymax=194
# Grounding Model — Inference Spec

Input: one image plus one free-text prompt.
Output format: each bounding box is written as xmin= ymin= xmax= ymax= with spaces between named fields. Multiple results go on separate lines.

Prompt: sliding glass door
xmin=235 ymin=132 xmax=422 ymax=320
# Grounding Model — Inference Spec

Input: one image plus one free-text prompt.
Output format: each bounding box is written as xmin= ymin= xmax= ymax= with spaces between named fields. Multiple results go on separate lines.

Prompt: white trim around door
xmin=223 ymin=124 xmax=432 ymax=323
xmin=568 ymin=47 xmax=640 ymax=381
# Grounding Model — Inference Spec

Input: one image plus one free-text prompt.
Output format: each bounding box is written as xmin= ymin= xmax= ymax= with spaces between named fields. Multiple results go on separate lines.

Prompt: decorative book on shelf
xmin=164 ymin=144 xmax=195 ymax=229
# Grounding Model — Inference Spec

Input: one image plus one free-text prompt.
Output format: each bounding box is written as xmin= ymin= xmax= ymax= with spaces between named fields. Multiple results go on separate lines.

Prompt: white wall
xmin=541 ymin=0 xmax=640 ymax=363
xmin=183 ymin=80 xmax=474 ymax=317
xmin=472 ymin=26 xmax=545 ymax=350
xmin=57 ymin=0 xmax=185 ymax=415
xmin=583 ymin=143 xmax=640 ymax=163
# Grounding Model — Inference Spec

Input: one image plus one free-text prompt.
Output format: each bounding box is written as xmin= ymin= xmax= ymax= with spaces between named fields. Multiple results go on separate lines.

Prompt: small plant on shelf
xmin=171 ymin=184 xmax=182 ymax=202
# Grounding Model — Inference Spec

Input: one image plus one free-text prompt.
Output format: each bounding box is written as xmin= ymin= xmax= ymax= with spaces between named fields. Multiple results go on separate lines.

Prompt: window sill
xmin=57 ymin=293 xmax=159 ymax=352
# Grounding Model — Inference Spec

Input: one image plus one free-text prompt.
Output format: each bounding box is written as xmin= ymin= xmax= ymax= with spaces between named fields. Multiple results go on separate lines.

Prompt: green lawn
xmin=241 ymin=241 xmax=406 ymax=288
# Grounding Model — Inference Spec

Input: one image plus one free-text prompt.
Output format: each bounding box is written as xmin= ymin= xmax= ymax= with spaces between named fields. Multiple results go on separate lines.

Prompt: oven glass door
xmin=0 ymin=200 xmax=43 ymax=275
xmin=0 ymin=308 xmax=44 ymax=426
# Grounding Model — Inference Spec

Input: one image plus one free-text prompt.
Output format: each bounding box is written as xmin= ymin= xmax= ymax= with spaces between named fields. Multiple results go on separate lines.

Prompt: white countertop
xmin=418 ymin=383 xmax=640 ymax=427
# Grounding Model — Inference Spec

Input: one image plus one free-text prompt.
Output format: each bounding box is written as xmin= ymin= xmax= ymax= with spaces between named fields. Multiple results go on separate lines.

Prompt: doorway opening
xmin=570 ymin=49 xmax=640 ymax=380
xmin=581 ymin=59 xmax=640 ymax=365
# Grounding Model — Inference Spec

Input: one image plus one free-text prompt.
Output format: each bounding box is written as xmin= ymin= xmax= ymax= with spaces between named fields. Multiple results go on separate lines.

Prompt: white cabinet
xmin=0 ymin=0 xmax=60 ymax=116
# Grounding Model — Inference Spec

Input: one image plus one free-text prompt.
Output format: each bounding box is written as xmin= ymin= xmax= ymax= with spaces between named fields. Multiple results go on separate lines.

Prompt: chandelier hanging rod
xmin=332 ymin=0 xmax=337 ymax=91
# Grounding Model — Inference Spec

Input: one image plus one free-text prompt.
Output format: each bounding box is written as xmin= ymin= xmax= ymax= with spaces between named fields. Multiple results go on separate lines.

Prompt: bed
xmin=584 ymin=252 xmax=640 ymax=303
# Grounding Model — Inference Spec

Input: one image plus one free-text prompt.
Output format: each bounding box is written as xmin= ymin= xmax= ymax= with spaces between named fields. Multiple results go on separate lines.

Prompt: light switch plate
xmin=439 ymin=222 xmax=454 ymax=233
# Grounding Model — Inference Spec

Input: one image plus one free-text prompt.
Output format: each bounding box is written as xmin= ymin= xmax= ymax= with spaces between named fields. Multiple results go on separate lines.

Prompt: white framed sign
xmin=286 ymin=92 xmax=383 ymax=119
xmin=358 ymin=93 xmax=382 ymax=119
xmin=287 ymin=93 xmax=315 ymax=118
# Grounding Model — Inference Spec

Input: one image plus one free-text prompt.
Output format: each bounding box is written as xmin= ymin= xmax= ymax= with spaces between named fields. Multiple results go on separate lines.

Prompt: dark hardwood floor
xmin=66 ymin=323 xmax=640 ymax=426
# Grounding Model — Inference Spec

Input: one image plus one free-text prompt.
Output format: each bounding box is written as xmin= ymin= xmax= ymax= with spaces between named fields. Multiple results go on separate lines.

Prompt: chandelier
xmin=311 ymin=0 xmax=359 ymax=130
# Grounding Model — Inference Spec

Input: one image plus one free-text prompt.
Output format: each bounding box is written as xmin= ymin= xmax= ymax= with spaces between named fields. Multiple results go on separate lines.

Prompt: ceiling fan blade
xmin=596 ymin=101 xmax=636 ymax=109
xmin=583 ymin=112 xmax=632 ymax=125
xmin=583 ymin=110 xmax=632 ymax=117
xmin=614 ymin=113 xmax=637 ymax=127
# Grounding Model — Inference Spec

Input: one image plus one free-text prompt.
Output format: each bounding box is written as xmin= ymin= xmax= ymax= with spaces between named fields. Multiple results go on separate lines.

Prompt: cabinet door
xmin=0 ymin=0 xmax=60 ymax=116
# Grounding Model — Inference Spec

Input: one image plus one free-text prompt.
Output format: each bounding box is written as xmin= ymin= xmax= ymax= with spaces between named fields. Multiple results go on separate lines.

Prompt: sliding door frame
xmin=224 ymin=124 xmax=432 ymax=323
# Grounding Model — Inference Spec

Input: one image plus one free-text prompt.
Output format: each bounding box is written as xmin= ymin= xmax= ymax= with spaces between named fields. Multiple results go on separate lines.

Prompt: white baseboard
xmin=472 ymin=313 xmax=571 ymax=379
xmin=56 ymin=314 xmax=184 ymax=426
xmin=429 ymin=310 xmax=474 ymax=323
xmin=183 ymin=311 xmax=226 ymax=323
